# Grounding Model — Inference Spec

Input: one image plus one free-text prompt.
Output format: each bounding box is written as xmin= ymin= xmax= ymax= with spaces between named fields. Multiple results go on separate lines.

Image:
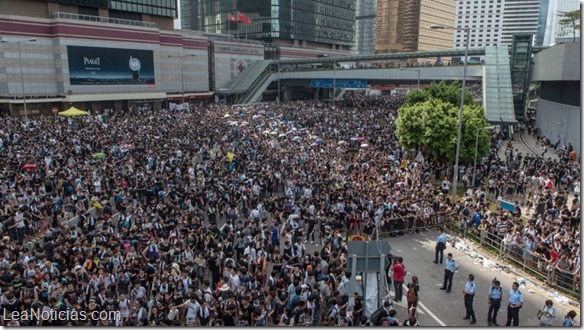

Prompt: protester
xmin=0 ymin=91 xmax=578 ymax=326
xmin=538 ymin=299 xmax=556 ymax=326
xmin=562 ymin=310 xmax=577 ymax=327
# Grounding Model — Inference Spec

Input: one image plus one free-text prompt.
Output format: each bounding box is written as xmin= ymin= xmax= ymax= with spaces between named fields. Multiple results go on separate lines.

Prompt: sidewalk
xmin=497 ymin=132 xmax=561 ymax=161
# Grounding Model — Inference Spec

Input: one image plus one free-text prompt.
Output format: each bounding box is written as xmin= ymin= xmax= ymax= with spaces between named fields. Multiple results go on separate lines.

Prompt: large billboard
xmin=67 ymin=46 xmax=155 ymax=85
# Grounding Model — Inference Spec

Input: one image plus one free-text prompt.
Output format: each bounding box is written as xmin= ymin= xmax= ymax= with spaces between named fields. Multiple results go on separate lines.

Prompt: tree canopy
xmin=558 ymin=9 xmax=581 ymax=42
xmin=404 ymin=80 xmax=478 ymax=108
xmin=396 ymin=82 xmax=491 ymax=165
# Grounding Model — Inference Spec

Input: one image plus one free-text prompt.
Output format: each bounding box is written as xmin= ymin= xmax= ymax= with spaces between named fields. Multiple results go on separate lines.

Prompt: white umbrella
xmin=270 ymin=131 xmax=278 ymax=136
xmin=350 ymin=137 xmax=359 ymax=141
xmin=338 ymin=141 xmax=348 ymax=145
xmin=292 ymin=136 xmax=302 ymax=142
xmin=278 ymin=133 xmax=287 ymax=138
xmin=223 ymin=114 xmax=230 ymax=118
xmin=361 ymin=143 xmax=369 ymax=148
xmin=227 ymin=121 xmax=238 ymax=126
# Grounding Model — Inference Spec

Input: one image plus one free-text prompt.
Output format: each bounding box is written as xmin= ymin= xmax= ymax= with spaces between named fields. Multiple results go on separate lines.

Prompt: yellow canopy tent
xmin=58 ymin=106 xmax=88 ymax=117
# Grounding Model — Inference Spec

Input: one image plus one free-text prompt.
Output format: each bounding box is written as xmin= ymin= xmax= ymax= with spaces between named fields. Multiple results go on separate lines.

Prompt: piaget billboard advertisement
xmin=67 ymin=46 xmax=155 ymax=85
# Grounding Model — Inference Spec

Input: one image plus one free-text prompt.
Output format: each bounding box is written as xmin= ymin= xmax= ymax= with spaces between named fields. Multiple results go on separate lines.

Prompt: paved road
xmin=380 ymin=229 xmax=579 ymax=326
xmin=217 ymin=209 xmax=579 ymax=327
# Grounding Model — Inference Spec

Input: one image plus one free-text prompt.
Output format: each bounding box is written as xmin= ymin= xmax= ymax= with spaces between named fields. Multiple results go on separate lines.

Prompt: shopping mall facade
xmin=0 ymin=0 xmax=348 ymax=116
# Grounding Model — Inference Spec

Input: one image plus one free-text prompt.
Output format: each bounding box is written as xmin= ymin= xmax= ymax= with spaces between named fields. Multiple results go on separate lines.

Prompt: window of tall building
xmin=78 ymin=5 xmax=99 ymax=16
xmin=109 ymin=9 xmax=142 ymax=21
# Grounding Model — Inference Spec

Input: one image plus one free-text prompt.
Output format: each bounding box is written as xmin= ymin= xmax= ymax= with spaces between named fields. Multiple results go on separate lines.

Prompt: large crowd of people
xmin=0 ymin=93 xmax=578 ymax=326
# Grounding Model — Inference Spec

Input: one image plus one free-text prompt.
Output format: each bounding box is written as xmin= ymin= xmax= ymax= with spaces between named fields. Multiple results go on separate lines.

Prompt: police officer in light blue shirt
xmin=463 ymin=274 xmax=476 ymax=324
xmin=505 ymin=282 xmax=524 ymax=326
xmin=440 ymin=253 xmax=459 ymax=293
xmin=434 ymin=227 xmax=447 ymax=264
xmin=487 ymin=279 xmax=503 ymax=326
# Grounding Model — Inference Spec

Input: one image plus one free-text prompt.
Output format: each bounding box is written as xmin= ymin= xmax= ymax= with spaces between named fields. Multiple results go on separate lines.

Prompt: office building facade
xmin=181 ymin=0 xmax=356 ymax=51
xmin=354 ymin=0 xmax=377 ymax=54
xmin=0 ymin=0 xmax=351 ymax=115
xmin=454 ymin=0 xmax=553 ymax=48
xmin=0 ymin=0 xmax=209 ymax=115
xmin=375 ymin=0 xmax=455 ymax=54
xmin=453 ymin=0 xmax=504 ymax=48
xmin=501 ymin=0 xmax=540 ymax=45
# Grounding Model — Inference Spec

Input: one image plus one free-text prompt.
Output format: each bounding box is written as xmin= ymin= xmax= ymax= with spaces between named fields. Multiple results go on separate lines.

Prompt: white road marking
xmin=402 ymin=283 xmax=446 ymax=326
xmin=391 ymin=298 xmax=426 ymax=314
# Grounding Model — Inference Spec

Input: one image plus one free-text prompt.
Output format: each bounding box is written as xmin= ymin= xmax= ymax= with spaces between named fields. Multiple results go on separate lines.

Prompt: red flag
xmin=238 ymin=12 xmax=252 ymax=24
xmin=228 ymin=13 xmax=237 ymax=22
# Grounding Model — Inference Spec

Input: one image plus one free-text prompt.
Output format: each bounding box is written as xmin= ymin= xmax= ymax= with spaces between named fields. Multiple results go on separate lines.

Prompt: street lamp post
xmin=2 ymin=38 xmax=37 ymax=121
xmin=168 ymin=54 xmax=196 ymax=106
xmin=472 ymin=126 xmax=494 ymax=188
xmin=277 ymin=61 xmax=281 ymax=103
xmin=399 ymin=68 xmax=421 ymax=88
xmin=431 ymin=24 xmax=470 ymax=204
xmin=333 ymin=57 xmax=336 ymax=108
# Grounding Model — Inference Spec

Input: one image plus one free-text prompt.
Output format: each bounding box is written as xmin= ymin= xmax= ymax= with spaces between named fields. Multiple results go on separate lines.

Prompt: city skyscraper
xmin=453 ymin=0 xmax=548 ymax=48
xmin=453 ymin=0 xmax=503 ymax=49
xmin=181 ymin=0 xmax=356 ymax=50
xmin=375 ymin=0 xmax=455 ymax=54
xmin=354 ymin=0 xmax=377 ymax=54
xmin=501 ymin=0 xmax=540 ymax=45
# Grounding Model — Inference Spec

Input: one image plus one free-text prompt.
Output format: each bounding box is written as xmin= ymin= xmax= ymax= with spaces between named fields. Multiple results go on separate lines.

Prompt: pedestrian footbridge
xmin=219 ymin=46 xmax=521 ymax=124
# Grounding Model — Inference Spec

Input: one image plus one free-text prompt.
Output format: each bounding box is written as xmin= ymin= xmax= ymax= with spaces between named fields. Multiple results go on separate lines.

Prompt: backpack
xmin=407 ymin=286 xmax=417 ymax=303
xmin=147 ymin=244 xmax=160 ymax=260
xmin=369 ymin=308 xmax=384 ymax=326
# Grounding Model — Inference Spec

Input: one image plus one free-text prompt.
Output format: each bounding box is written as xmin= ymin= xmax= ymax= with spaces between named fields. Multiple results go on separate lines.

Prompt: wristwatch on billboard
xmin=129 ymin=56 xmax=141 ymax=80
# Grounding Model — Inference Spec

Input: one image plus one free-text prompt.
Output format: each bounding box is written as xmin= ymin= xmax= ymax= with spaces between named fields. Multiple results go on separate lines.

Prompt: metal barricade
xmin=443 ymin=218 xmax=580 ymax=299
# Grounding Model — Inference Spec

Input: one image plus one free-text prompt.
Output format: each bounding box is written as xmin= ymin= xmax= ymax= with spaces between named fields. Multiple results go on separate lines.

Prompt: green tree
xmin=404 ymin=81 xmax=477 ymax=108
xmin=396 ymin=85 xmax=490 ymax=164
xmin=558 ymin=9 xmax=581 ymax=42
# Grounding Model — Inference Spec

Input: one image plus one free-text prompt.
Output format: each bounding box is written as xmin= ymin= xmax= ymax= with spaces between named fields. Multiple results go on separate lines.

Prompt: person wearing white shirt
xmin=538 ymin=300 xmax=556 ymax=326
xmin=173 ymin=295 xmax=200 ymax=326
xmin=244 ymin=244 xmax=257 ymax=264
xmin=229 ymin=268 xmax=240 ymax=290
xmin=463 ymin=274 xmax=476 ymax=324
xmin=288 ymin=213 xmax=299 ymax=227
xmin=251 ymin=208 xmax=260 ymax=220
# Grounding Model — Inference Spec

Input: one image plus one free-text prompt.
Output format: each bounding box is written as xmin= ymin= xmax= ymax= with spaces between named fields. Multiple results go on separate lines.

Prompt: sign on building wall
xmin=67 ymin=46 xmax=155 ymax=85
xmin=310 ymin=79 xmax=368 ymax=88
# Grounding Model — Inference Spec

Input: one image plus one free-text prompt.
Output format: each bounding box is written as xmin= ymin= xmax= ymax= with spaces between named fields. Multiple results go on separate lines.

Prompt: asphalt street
xmin=216 ymin=213 xmax=579 ymax=327
xmin=378 ymin=229 xmax=580 ymax=327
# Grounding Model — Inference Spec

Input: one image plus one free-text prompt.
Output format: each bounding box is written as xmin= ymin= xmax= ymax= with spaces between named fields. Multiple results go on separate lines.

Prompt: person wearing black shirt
xmin=207 ymin=251 xmax=221 ymax=291
xmin=283 ymin=241 xmax=293 ymax=262
xmin=222 ymin=302 xmax=237 ymax=326
xmin=306 ymin=215 xmax=316 ymax=243
xmin=11 ymin=271 xmax=24 ymax=295
xmin=353 ymin=293 xmax=364 ymax=325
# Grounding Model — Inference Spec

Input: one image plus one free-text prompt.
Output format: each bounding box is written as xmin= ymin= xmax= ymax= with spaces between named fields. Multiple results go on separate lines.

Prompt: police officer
xmin=434 ymin=227 xmax=447 ymax=264
xmin=487 ymin=279 xmax=502 ymax=326
xmin=440 ymin=253 xmax=459 ymax=293
xmin=505 ymin=281 xmax=524 ymax=326
xmin=462 ymin=274 xmax=476 ymax=324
